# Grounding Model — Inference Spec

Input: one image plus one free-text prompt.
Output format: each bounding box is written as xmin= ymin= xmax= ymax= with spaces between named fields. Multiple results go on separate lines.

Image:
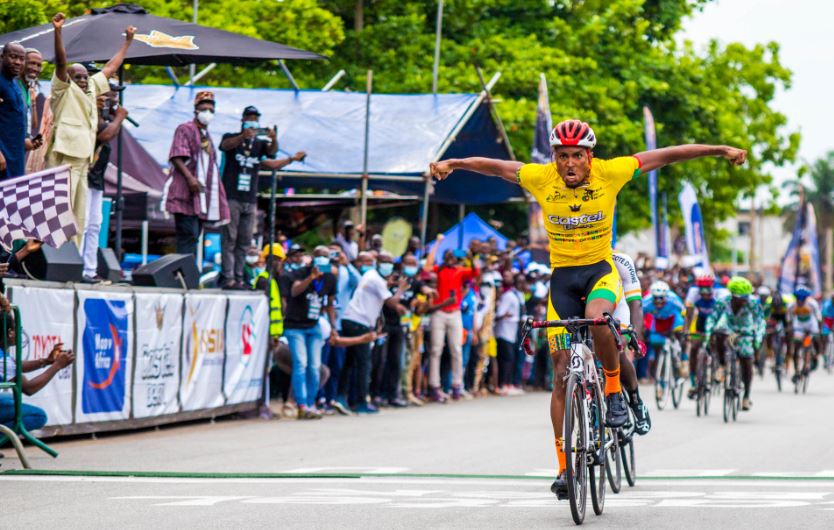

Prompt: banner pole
xmin=360 ymin=70 xmax=372 ymax=230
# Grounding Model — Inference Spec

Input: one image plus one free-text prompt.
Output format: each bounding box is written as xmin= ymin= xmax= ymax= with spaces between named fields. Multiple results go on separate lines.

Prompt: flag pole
xmin=360 ymin=70 xmax=372 ymax=230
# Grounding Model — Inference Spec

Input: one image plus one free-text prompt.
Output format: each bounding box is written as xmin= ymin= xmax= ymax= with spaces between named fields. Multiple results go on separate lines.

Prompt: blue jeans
xmin=0 ymin=393 xmax=47 ymax=435
xmin=320 ymin=344 xmax=346 ymax=404
xmin=283 ymin=325 xmax=324 ymax=408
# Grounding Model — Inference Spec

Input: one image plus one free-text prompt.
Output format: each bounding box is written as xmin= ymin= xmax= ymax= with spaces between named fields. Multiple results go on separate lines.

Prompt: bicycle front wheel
xmin=564 ymin=375 xmax=588 ymax=525
xmin=605 ymin=427 xmax=622 ymax=493
xmin=655 ymin=348 xmax=671 ymax=410
xmin=589 ymin=380 xmax=606 ymax=515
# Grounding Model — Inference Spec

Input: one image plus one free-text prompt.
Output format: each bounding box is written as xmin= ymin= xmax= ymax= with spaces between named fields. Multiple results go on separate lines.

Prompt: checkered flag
xmin=0 ymin=165 xmax=78 ymax=250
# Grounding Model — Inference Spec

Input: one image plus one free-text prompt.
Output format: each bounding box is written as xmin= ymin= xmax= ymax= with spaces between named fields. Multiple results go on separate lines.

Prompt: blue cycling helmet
xmin=794 ymin=285 xmax=812 ymax=299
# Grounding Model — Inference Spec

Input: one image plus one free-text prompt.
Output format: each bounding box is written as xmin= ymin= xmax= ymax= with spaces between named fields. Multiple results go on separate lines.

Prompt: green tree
xmin=4 ymin=1 xmax=800 ymax=241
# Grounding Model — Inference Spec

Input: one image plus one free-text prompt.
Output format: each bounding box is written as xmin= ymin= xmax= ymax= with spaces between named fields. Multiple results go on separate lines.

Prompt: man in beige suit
xmin=45 ymin=12 xmax=135 ymax=245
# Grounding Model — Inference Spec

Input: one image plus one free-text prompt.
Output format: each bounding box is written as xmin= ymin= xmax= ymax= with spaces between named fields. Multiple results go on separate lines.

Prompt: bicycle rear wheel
xmin=722 ymin=362 xmax=732 ymax=424
xmin=589 ymin=380 xmax=606 ymax=515
xmin=671 ymin=352 xmax=684 ymax=410
xmin=564 ymin=375 xmax=588 ymax=525
xmin=731 ymin=359 xmax=740 ymax=422
xmin=621 ymin=434 xmax=636 ymax=487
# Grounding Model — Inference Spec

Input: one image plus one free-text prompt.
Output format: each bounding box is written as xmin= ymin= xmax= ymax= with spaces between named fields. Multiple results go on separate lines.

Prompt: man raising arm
xmin=430 ymin=119 xmax=745 ymax=500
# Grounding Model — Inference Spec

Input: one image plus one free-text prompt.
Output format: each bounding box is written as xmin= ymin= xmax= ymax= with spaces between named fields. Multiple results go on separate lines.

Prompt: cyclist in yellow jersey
xmin=430 ymin=119 xmax=746 ymax=499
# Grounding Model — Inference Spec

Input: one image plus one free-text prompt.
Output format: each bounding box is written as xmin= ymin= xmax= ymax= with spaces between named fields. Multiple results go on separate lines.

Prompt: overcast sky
xmin=681 ymin=0 xmax=830 ymax=193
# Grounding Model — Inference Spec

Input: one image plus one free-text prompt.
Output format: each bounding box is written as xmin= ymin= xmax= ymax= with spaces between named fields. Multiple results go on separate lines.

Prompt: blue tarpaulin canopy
xmin=119 ymin=84 xmax=519 ymax=205
xmin=427 ymin=213 xmax=509 ymax=255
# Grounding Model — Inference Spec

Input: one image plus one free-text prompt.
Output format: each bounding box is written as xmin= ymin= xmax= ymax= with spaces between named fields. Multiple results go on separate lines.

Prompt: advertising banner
xmin=75 ymin=290 xmax=133 ymax=422
xmin=180 ymin=293 xmax=227 ymax=411
xmin=679 ymin=181 xmax=710 ymax=270
xmin=133 ymin=293 xmax=183 ymax=418
xmin=224 ymin=294 xmax=269 ymax=404
xmin=8 ymin=286 xmax=75 ymax=426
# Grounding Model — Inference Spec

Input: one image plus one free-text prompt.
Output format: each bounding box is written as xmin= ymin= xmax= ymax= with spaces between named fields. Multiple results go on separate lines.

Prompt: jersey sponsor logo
xmin=545 ymin=188 xmax=568 ymax=202
xmin=569 ymin=204 xmax=581 ymax=212
xmin=547 ymin=211 xmax=605 ymax=230
xmin=582 ymin=187 xmax=604 ymax=201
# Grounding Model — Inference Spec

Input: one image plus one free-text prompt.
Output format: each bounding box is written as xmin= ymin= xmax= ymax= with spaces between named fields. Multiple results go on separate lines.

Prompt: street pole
xmin=826 ymin=226 xmax=833 ymax=294
xmin=432 ymin=0 xmax=444 ymax=94
xmin=114 ymin=66 xmax=125 ymax=261
xmin=360 ymin=70 xmax=372 ymax=230
xmin=189 ymin=0 xmax=198 ymax=82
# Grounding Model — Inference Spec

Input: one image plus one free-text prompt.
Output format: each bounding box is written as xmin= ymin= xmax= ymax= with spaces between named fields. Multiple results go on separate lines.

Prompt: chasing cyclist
xmin=683 ymin=272 xmax=724 ymax=398
xmin=643 ymin=280 xmax=686 ymax=396
xmin=612 ymin=250 xmax=651 ymax=434
xmin=429 ymin=119 xmax=746 ymax=500
xmin=787 ymin=285 xmax=822 ymax=381
xmin=704 ymin=277 xmax=766 ymax=411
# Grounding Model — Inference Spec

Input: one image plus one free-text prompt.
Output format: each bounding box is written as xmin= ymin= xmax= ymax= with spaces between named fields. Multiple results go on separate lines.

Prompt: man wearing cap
xmin=79 ymin=85 xmax=129 ymax=282
xmin=218 ymin=105 xmax=304 ymax=289
xmin=46 ymin=13 xmax=135 ymax=245
xmin=164 ymin=90 xmax=230 ymax=258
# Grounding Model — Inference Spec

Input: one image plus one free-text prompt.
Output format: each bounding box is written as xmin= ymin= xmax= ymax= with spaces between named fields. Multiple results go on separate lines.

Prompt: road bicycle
xmin=520 ymin=314 xmax=622 ymax=525
xmin=718 ymin=332 xmax=742 ymax=423
xmin=822 ymin=332 xmax=833 ymax=375
xmin=654 ymin=335 xmax=685 ymax=410
xmin=793 ymin=333 xmax=813 ymax=394
xmin=768 ymin=321 xmax=787 ymax=392
xmin=693 ymin=341 xmax=714 ymax=417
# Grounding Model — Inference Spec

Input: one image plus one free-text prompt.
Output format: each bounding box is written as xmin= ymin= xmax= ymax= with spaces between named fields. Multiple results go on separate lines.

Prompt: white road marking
xmin=285 ymin=466 xmax=409 ymax=474
xmin=644 ymin=469 xmax=736 ymax=477
xmin=112 ymin=496 xmax=255 ymax=506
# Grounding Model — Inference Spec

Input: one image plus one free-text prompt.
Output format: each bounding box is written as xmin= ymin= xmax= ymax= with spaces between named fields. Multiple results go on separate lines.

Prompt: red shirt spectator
xmin=433 ymin=264 xmax=479 ymax=313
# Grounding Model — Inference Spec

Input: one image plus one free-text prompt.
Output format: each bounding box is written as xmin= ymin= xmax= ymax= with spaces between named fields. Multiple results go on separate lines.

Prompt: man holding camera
xmin=218 ymin=106 xmax=304 ymax=289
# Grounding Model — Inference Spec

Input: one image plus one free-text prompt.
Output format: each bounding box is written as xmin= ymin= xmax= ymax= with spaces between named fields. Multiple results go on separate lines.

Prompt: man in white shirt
xmin=495 ymin=271 xmax=526 ymax=395
xmin=336 ymin=252 xmax=407 ymax=413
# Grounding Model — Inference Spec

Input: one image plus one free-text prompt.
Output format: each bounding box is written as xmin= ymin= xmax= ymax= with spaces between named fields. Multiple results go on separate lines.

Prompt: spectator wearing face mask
xmin=337 ymin=252 xmax=408 ymax=414
xmin=319 ymin=244 xmax=361 ymax=415
xmin=280 ymin=245 xmax=338 ymax=419
xmin=164 ymin=89 xmax=230 ymax=258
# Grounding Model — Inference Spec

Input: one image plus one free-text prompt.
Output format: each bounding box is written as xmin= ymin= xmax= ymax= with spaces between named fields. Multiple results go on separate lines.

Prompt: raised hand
xmin=429 ymin=161 xmax=454 ymax=181
xmin=723 ymin=146 xmax=747 ymax=166
xmin=52 ymin=12 xmax=66 ymax=30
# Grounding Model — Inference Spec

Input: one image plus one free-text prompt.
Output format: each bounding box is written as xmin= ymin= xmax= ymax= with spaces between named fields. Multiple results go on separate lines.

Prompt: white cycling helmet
xmin=757 ymin=286 xmax=771 ymax=297
xmin=650 ymin=280 xmax=670 ymax=298
xmin=549 ymin=119 xmax=596 ymax=149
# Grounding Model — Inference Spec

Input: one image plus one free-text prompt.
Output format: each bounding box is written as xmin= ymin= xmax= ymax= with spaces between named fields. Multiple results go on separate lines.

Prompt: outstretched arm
xmin=52 ymin=13 xmax=68 ymax=82
xmin=101 ymin=25 xmax=136 ymax=78
xmin=634 ymin=144 xmax=746 ymax=173
xmin=429 ymin=157 xmax=524 ymax=184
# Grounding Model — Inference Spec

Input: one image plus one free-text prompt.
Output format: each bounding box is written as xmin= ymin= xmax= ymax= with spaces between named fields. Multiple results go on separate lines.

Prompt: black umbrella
xmin=0 ymin=3 xmax=324 ymax=266
xmin=0 ymin=3 xmax=325 ymax=64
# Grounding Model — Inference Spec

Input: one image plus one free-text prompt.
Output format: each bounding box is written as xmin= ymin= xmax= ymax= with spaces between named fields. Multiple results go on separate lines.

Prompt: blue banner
xmin=82 ymin=298 xmax=129 ymax=414
xmin=643 ymin=106 xmax=662 ymax=258
xmin=679 ymin=181 xmax=710 ymax=269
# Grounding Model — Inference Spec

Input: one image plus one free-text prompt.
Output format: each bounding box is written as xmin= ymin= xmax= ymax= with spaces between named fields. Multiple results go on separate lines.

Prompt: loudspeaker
xmin=96 ymin=248 xmax=122 ymax=282
xmin=132 ymin=254 xmax=199 ymax=289
xmin=21 ymin=242 xmax=84 ymax=282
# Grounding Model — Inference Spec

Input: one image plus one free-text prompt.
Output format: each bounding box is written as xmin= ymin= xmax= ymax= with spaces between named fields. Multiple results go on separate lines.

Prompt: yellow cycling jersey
xmin=518 ymin=156 xmax=642 ymax=267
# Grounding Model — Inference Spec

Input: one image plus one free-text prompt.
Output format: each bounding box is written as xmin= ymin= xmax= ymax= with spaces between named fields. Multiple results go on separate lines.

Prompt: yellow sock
xmin=604 ymin=367 xmax=621 ymax=396
xmin=556 ymin=438 xmax=566 ymax=475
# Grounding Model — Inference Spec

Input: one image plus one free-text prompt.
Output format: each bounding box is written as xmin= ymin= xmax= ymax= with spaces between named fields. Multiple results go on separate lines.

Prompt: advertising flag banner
xmin=75 ymin=290 xmax=133 ymax=422
xmin=8 ymin=285 xmax=75 ymax=426
xmin=528 ymin=73 xmax=552 ymax=246
xmin=778 ymin=201 xmax=823 ymax=296
xmin=180 ymin=293 xmax=227 ymax=411
xmin=133 ymin=293 xmax=183 ymax=418
xmin=678 ymin=181 xmax=710 ymax=270
xmin=643 ymin=106 xmax=662 ymax=258
xmin=224 ymin=294 xmax=270 ymax=404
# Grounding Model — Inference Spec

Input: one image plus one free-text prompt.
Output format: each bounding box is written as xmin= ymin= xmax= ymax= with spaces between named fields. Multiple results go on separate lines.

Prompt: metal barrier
xmin=0 ymin=306 xmax=58 ymax=468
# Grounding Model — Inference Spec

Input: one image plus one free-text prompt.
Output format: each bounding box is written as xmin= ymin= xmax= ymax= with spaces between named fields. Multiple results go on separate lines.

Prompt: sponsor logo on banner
xmin=81 ymin=299 xmax=128 ymax=414
xmin=21 ymin=330 xmax=72 ymax=382
xmin=239 ymin=305 xmax=255 ymax=366
xmin=185 ymin=302 xmax=224 ymax=384
xmin=139 ymin=301 xmax=177 ymax=411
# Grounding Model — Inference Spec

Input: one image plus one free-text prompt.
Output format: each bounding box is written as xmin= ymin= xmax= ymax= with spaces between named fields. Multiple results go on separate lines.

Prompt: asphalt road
xmin=2 ymin=368 xmax=834 ymax=528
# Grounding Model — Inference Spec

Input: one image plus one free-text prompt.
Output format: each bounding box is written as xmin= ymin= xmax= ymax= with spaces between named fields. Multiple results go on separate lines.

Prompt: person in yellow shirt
xmin=430 ymin=119 xmax=746 ymax=499
xmin=45 ymin=12 xmax=135 ymax=246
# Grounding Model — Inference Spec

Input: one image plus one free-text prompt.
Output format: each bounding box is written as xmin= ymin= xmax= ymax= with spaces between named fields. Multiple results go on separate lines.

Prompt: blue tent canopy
xmin=427 ymin=213 xmax=509 ymax=256
xmin=118 ymin=84 xmax=520 ymax=205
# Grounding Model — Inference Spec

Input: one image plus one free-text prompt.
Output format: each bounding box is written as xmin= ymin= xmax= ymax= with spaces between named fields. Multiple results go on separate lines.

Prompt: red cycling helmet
xmin=550 ymin=119 xmax=596 ymax=149
xmin=695 ymin=274 xmax=714 ymax=288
